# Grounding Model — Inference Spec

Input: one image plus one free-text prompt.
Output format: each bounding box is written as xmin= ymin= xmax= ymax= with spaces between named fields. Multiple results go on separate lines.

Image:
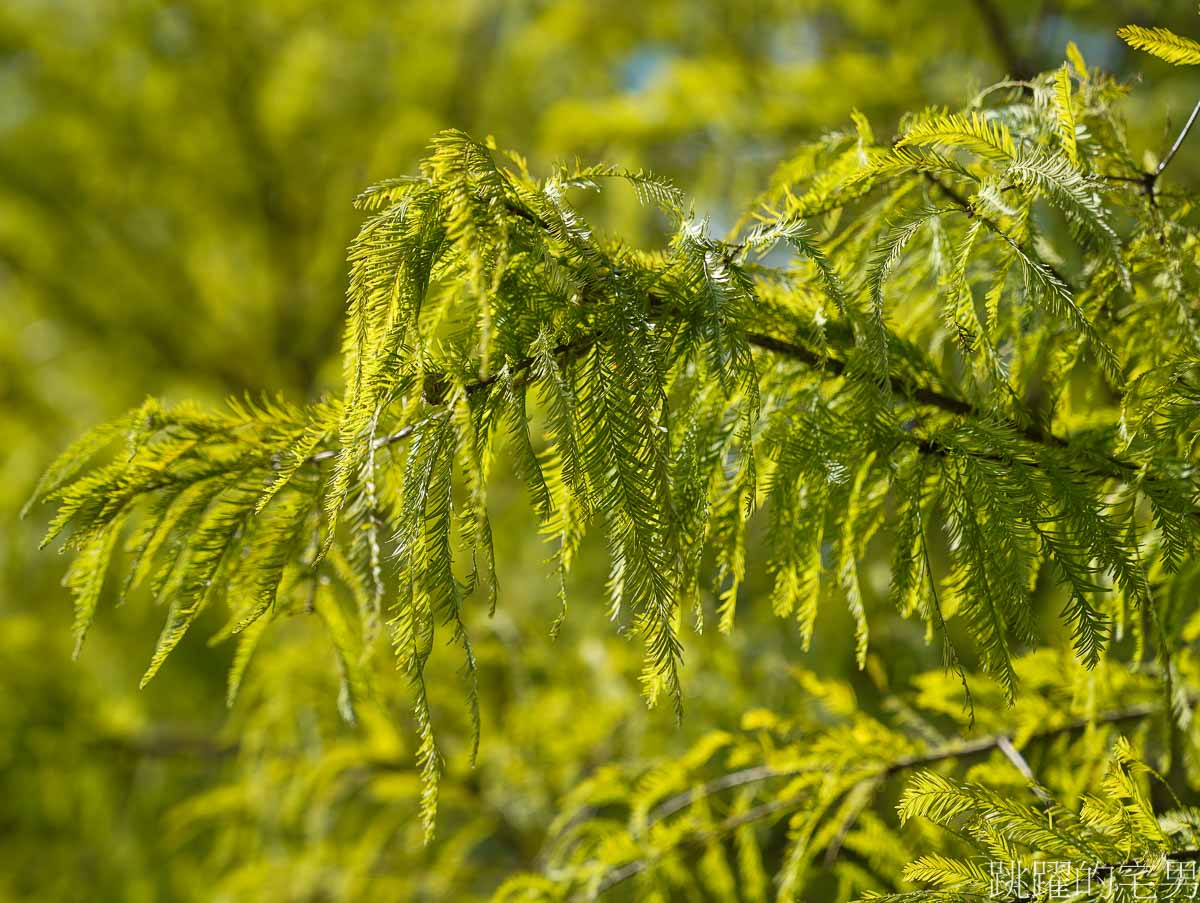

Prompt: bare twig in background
xmin=971 ymin=0 xmax=1032 ymax=79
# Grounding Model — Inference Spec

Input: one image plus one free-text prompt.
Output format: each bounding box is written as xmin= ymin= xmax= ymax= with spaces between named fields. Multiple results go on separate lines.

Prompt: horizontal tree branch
xmin=318 ymin=323 xmax=1144 ymax=491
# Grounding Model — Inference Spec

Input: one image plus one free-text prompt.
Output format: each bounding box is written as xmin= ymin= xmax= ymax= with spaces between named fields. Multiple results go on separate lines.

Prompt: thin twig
xmin=575 ymin=698 xmax=1173 ymax=899
xmin=921 ymin=172 xmax=1077 ymax=294
xmin=970 ymin=0 xmax=1032 ymax=79
xmin=997 ymin=734 xmax=1054 ymax=804
xmin=305 ymin=335 xmax=595 ymax=464
xmin=1102 ymin=98 xmax=1200 ymax=207
xmin=1156 ymin=98 xmax=1200 ymax=180
xmin=308 ymin=422 xmax=417 ymax=463
xmin=647 ymin=764 xmax=779 ymax=824
xmin=652 ymin=699 xmax=1162 ymax=831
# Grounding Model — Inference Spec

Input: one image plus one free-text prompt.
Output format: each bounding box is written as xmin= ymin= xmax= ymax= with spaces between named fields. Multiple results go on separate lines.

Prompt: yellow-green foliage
xmin=1119 ymin=25 xmax=1200 ymax=67
xmin=503 ymin=651 xmax=1200 ymax=902
xmin=14 ymin=5 xmax=1200 ymax=902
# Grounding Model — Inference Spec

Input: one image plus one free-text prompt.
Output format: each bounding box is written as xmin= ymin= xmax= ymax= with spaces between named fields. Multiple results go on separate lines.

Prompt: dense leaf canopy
xmin=10 ymin=3 xmax=1200 ymax=902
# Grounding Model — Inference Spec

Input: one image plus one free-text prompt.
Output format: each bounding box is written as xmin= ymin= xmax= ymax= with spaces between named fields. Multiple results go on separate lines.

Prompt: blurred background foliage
xmin=3 ymin=1 xmax=1200 ymax=900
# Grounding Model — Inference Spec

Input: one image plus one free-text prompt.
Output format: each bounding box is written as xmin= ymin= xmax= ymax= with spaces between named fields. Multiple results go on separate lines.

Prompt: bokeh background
xmin=3 ymin=1 xmax=1200 ymax=899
